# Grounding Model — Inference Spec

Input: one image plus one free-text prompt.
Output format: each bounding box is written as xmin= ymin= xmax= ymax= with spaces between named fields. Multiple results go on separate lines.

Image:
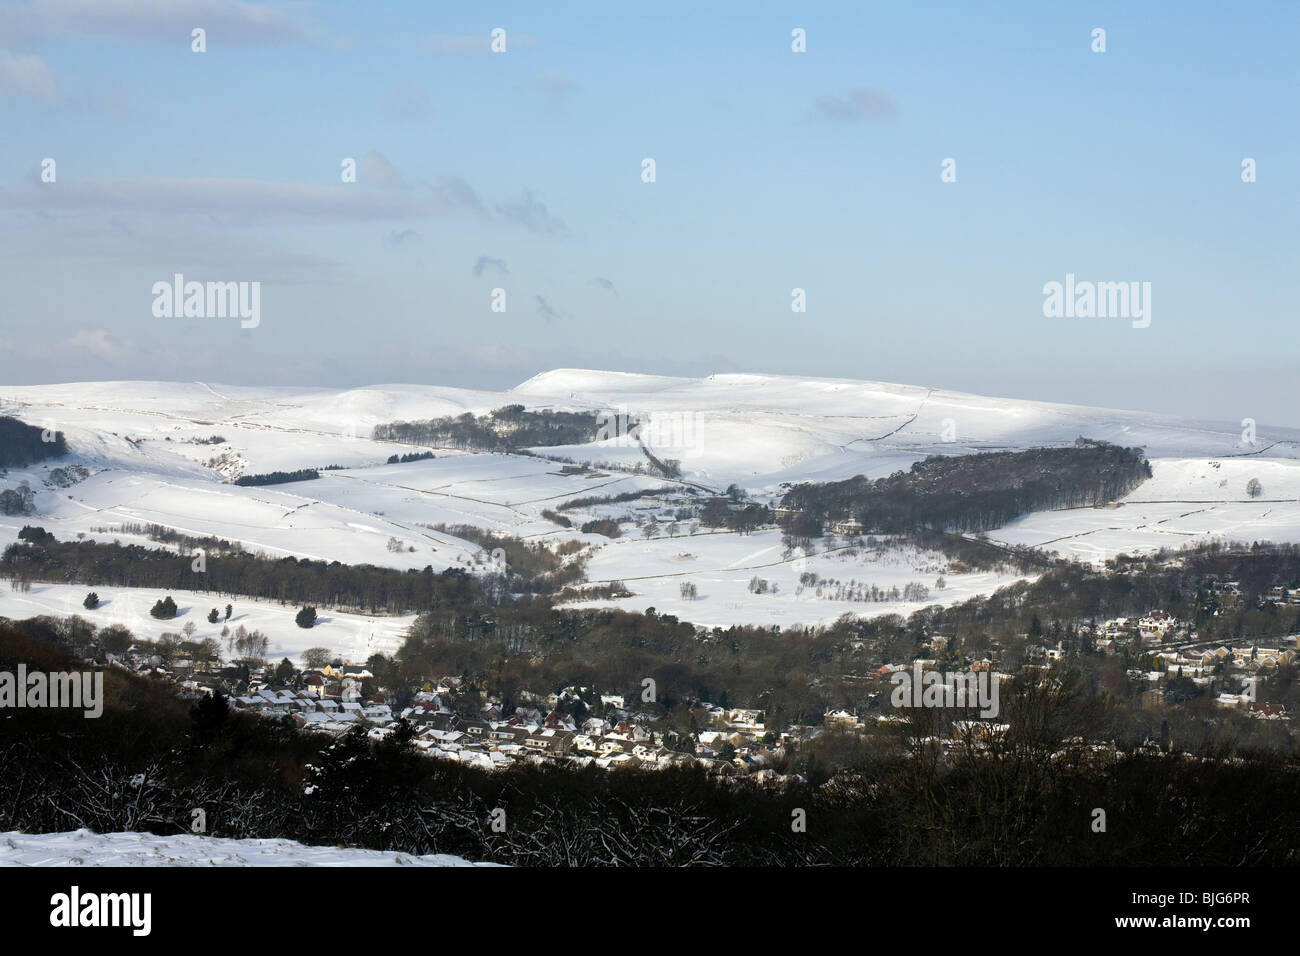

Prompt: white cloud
xmin=0 ymin=51 xmax=57 ymax=103
xmin=0 ymin=0 xmax=314 ymax=46
xmin=67 ymin=327 xmax=137 ymax=362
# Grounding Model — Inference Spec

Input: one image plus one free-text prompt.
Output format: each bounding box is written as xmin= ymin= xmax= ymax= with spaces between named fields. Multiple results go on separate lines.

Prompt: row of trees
xmin=233 ymin=469 xmax=320 ymax=486
xmin=374 ymin=406 xmax=608 ymax=453
xmin=2 ymin=532 xmax=488 ymax=616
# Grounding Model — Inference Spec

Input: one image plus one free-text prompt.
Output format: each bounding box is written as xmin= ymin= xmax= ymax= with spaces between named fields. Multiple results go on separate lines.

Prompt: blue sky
xmin=1 ymin=0 xmax=1296 ymax=425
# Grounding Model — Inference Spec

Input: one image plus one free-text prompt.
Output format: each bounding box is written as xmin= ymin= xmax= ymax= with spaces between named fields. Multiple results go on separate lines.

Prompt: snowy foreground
xmin=0 ymin=829 xmax=495 ymax=867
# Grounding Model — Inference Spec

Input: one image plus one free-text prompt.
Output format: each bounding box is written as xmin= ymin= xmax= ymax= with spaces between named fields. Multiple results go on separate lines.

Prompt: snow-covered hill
xmin=3 ymin=369 xmax=1298 ymax=633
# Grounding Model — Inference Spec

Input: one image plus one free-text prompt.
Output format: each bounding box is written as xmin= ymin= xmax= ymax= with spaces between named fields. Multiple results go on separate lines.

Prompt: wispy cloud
xmin=67 ymin=327 xmax=138 ymax=362
xmin=385 ymin=228 xmax=421 ymax=246
xmin=495 ymin=189 xmax=567 ymax=236
xmin=0 ymin=176 xmax=461 ymax=223
xmin=358 ymin=149 xmax=407 ymax=188
xmin=0 ymin=154 xmax=541 ymax=232
xmin=590 ymin=276 xmax=618 ymax=296
xmin=473 ymin=256 xmax=509 ymax=277
xmin=0 ymin=51 xmax=56 ymax=103
xmin=813 ymin=86 xmax=898 ymax=124
xmin=408 ymin=31 xmax=538 ymax=53
xmin=536 ymin=71 xmax=578 ymax=109
xmin=379 ymin=84 xmax=433 ymax=123
xmin=535 ymin=295 xmax=560 ymax=322
xmin=0 ymin=0 xmax=316 ymax=47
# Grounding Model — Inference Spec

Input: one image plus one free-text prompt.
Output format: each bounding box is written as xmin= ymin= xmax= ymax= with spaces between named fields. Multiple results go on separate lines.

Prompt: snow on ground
xmin=5 ymin=370 xmax=1300 ymax=627
xmin=990 ymin=457 xmax=1300 ymax=563
xmin=567 ymin=528 xmax=1028 ymax=628
xmin=515 ymin=369 xmax=1300 ymax=491
xmin=0 ymin=449 xmax=672 ymax=572
xmin=0 ymin=829 xmax=494 ymax=866
xmin=0 ymin=582 xmax=412 ymax=666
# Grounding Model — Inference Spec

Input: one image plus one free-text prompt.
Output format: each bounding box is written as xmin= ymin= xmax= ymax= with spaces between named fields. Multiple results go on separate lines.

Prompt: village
xmin=75 ymin=573 xmax=1296 ymax=778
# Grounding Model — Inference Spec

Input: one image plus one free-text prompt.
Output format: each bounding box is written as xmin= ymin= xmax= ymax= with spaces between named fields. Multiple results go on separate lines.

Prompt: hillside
xmin=2 ymin=370 xmax=1299 ymax=634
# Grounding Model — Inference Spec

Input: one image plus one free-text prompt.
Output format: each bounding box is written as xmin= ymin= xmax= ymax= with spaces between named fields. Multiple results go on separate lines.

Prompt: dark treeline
xmin=0 ymin=416 xmax=67 ymax=468
xmin=373 ymin=405 xmax=611 ymax=452
xmin=558 ymin=489 xmax=659 ymax=512
xmin=2 ymin=619 xmax=1298 ymax=866
xmin=2 ymin=534 xmax=489 ymax=615
xmin=386 ymin=451 xmax=436 ymax=464
xmin=233 ymin=469 xmax=321 ymax=486
xmin=779 ymin=440 xmax=1151 ymax=535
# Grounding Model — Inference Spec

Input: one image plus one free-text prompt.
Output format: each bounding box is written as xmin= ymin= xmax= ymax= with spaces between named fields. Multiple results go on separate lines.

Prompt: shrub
xmin=150 ymin=595 xmax=178 ymax=619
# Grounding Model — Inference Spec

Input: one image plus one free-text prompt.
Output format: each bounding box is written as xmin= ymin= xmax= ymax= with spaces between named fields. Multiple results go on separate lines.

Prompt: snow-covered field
xmin=0 ymin=829 xmax=493 ymax=866
xmin=0 ymin=582 xmax=413 ymax=665
xmin=569 ymin=528 xmax=1027 ymax=627
xmin=4 ymin=369 xmax=1300 ymax=634
xmin=991 ymin=457 xmax=1300 ymax=563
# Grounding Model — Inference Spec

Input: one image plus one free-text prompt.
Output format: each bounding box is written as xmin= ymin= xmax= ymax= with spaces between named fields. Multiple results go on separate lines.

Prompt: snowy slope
xmin=0 ymin=829 xmax=494 ymax=866
xmin=0 ymin=582 xmax=412 ymax=666
xmin=3 ymin=369 xmax=1299 ymax=628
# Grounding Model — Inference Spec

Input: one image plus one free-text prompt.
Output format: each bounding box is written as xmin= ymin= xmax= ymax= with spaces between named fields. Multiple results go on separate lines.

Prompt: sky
xmin=0 ymin=0 xmax=1296 ymax=426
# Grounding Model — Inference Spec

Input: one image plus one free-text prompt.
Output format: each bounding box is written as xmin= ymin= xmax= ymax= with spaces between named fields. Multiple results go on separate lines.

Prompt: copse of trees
xmin=0 ymin=482 xmax=35 ymax=516
xmin=779 ymin=440 xmax=1151 ymax=536
xmin=700 ymin=498 xmax=771 ymax=534
xmin=0 ymin=417 xmax=68 ymax=468
xmin=386 ymin=451 xmax=436 ymax=464
xmin=233 ymin=469 xmax=320 ymax=487
xmin=430 ymin=524 xmax=586 ymax=596
xmin=373 ymin=407 xmax=613 ymax=453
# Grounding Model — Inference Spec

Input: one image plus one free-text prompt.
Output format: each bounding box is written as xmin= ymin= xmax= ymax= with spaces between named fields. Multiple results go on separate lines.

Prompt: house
xmin=1215 ymin=693 xmax=1250 ymax=709
xmin=544 ymin=710 xmax=576 ymax=731
xmin=824 ymin=709 xmax=859 ymax=728
xmin=832 ymin=518 xmax=863 ymax=536
xmin=1249 ymin=702 xmax=1287 ymax=718
xmin=1138 ymin=610 xmax=1177 ymax=640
